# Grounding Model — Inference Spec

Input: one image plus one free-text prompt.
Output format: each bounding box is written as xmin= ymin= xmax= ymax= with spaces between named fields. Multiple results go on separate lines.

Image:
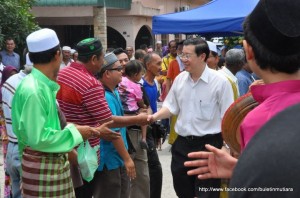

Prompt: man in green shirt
xmin=11 ymin=28 xmax=118 ymax=198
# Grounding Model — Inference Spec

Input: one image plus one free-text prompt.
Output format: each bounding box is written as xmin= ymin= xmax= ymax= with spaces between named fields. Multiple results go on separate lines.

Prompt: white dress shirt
xmin=163 ymin=66 xmax=234 ymax=136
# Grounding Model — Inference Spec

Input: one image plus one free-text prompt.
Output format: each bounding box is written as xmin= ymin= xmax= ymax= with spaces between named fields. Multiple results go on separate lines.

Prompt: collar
xmin=3 ymin=50 xmax=15 ymax=56
xmin=167 ymin=53 xmax=176 ymax=59
xmin=187 ymin=65 xmax=209 ymax=84
xmin=251 ymin=80 xmax=300 ymax=103
xmin=220 ymin=67 xmax=237 ymax=82
xmin=31 ymin=68 xmax=60 ymax=91
xmin=200 ymin=65 xmax=209 ymax=83
xmin=240 ymin=69 xmax=252 ymax=77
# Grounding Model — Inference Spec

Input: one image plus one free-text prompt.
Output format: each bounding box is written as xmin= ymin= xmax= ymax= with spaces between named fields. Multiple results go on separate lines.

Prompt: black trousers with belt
xmin=171 ymin=133 xmax=223 ymax=198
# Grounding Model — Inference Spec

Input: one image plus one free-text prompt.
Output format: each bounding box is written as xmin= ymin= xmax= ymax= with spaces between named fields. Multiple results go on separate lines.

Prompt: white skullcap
xmin=156 ymin=41 xmax=162 ymax=44
xmin=27 ymin=28 xmax=59 ymax=53
xmin=70 ymin=49 xmax=76 ymax=54
xmin=62 ymin=46 xmax=71 ymax=51
xmin=25 ymin=53 xmax=33 ymax=66
xmin=207 ymin=41 xmax=218 ymax=54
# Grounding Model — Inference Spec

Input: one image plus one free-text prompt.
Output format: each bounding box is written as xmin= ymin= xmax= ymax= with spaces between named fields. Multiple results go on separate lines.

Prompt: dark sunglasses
xmin=107 ymin=66 xmax=123 ymax=72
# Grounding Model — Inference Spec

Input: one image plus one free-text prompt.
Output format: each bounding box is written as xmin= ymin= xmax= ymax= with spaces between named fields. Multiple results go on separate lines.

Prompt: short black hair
xmin=125 ymin=60 xmax=143 ymax=77
xmin=176 ymin=40 xmax=185 ymax=49
xmin=183 ymin=38 xmax=210 ymax=61
xmin=168 ymin=40 xmax=176 ymax=48
xmin=243 ymin=16 xmax=300 ymax=74
xmin=140 ymin=44 xmax=148 ymax=51
xmin=135 ymin=49 xmax=146 ymax=60
xmin=29 ymin=45 xmax=61 ymax=64
xmin=5 ymin=37 xmax=15 ymax=42
xmin=113 ymin=48 xmax=128 ymax=56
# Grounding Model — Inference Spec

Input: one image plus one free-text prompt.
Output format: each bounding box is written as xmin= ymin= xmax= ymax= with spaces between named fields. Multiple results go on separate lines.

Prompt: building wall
xmin=32 ymin=0 xmax=208 ymax=49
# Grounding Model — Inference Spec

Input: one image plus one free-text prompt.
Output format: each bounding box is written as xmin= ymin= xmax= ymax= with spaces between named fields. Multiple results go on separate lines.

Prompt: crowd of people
xmin=0 ymin=0 xmax=299 ymax=197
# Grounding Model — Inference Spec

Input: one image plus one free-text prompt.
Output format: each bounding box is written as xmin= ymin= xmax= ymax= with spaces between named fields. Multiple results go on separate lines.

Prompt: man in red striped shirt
xmin=57 ymin=38 xmax=149 ymax=198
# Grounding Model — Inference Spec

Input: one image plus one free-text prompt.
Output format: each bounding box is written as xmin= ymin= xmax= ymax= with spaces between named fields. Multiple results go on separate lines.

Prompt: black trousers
xmin=147 ymin=126 xmax=163 ymax=198
xmin=171 ymin=133 xmax=223 ymax=198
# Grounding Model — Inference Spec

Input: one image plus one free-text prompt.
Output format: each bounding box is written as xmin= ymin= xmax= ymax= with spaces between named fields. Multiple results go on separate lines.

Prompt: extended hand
xmin=147 ymin=114 xmax=156 ymax=124
xmin=184 ymin=144 xmax=237 ymax=179
xmin=136 ymin=113 xmax=151 ymax=126
xmin=94 ymin=121 xmax=121 ymax=141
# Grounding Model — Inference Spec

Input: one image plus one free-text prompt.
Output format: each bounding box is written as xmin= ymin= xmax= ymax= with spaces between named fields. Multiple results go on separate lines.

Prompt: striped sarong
xmin=22 ymin=147 xmax=75 ymax=198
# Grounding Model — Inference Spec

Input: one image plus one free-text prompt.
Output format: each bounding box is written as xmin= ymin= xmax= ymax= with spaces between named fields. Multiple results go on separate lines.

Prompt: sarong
xmin=21 ymin=147 xmax=75 ymax=198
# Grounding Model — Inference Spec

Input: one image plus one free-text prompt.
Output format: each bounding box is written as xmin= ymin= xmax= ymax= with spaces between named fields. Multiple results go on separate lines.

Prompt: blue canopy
xmin=152 ymin=0 xmax=259 ymax=36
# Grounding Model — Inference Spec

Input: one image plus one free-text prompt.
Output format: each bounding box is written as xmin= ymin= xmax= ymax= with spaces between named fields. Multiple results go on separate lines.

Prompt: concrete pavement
xmin=158 ymin=141 xmax=177 ymax=198
xmin=0 ymin=141 xmax=177 ymax=198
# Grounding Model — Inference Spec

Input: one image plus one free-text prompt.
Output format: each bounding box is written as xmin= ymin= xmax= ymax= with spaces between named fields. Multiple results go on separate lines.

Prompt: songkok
xmin=76 ymin=38 xmax=103 ymax=57
xmin=207 ymin=41 xmax=218 ymax=54
xmin=62 ymin=46 xmax=71 ymax=51
xmin=156 ymin=41 xmax=162 ymax=44
xmin=103 ymin=52 xmax=118 ymax=69
xmin=27 ymin=28 xmax=59 ymax=53
xmin=247 ymin=0 xmax=300 ymax=55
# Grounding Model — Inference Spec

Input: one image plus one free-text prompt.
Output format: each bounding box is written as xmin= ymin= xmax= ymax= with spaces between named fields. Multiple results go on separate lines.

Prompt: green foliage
xmin=0 ymin=0 xmax=39 ymax=54
xmin=223 ymin=36 xmax=244 ymax=49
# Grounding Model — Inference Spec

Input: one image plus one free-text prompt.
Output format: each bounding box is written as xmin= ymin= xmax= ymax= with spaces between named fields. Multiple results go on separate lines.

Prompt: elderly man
xmin=126 ymin=46 xmax=135 ymax=60
xmin=142 ymin=53 xmax=163 ymax=198
xmin=219 ymin=49 xmax=245 ymax=100
xmin=11 ymin=29 xmax=112 ymax=197
xmin=154 ymin=41 xmax=163 ymax=58
xmin=0 ymin=37 xmax=20 ymax=70
xmin=60 ymin=46 xmax=73 ymax=69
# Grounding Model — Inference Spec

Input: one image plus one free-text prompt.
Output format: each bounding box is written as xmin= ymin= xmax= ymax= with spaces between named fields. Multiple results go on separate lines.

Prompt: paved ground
xmin=158 ymin=141 xmax=177 ymax=198
xmin=0 ymin=141 xmax=177 ymax=198
xmin=0 ymin=102 xmax=177 ymax=198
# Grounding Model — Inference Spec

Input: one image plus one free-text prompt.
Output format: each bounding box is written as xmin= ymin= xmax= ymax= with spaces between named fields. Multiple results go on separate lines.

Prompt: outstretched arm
xmin=184 ymin=144 xmax=237 ymax=179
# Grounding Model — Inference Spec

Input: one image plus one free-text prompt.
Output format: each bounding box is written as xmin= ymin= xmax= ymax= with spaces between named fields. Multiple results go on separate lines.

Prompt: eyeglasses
xmin=178 ymin=53 xmax=195 ymax=60
xmin=107 ymin=66 xmax=123 ymax=72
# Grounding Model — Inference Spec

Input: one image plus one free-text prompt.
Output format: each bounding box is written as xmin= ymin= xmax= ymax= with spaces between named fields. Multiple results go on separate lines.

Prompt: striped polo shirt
xmin=2 ymin=71 xmax=27 ymax=142
xmin=57 ymin=62 xmax=112 ymax=148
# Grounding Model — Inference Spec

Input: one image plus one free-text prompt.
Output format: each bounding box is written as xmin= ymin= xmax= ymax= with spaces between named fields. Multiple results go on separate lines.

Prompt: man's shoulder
xmin=58 ymin=65 xmax=98 ymax=86
xmin=13 ymin=52 xmax=20 ymax=58
xmin=4 ymin=72 xmax=24 ymax=88
xmin=14 ymin=75 xmax=36 ymax=97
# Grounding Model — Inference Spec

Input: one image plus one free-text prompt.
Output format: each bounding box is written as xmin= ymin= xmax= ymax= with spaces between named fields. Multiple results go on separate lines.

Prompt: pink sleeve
xmin=131 ymin=83 xmax=143 ymax=101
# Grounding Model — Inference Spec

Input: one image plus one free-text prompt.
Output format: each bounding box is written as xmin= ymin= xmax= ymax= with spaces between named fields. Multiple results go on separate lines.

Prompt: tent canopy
xmin=152 ymin=0 xmax=259 ymax=36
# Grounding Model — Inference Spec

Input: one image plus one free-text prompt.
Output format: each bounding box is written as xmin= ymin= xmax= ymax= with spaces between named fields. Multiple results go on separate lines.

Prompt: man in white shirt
xmin=218 ymin=49 xmax=245 ymax=100
xmin=148 ymin=38 xmax=234 ymax=198
xmin=2 ymin=54 xmax=33 ymax=198
xmin=60 ymin=46 xmax=73 ymax=69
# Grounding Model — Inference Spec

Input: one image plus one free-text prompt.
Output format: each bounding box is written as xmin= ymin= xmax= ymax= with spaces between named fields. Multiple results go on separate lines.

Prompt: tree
xmin=0 ymin=0 xmax=39 ymax=57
